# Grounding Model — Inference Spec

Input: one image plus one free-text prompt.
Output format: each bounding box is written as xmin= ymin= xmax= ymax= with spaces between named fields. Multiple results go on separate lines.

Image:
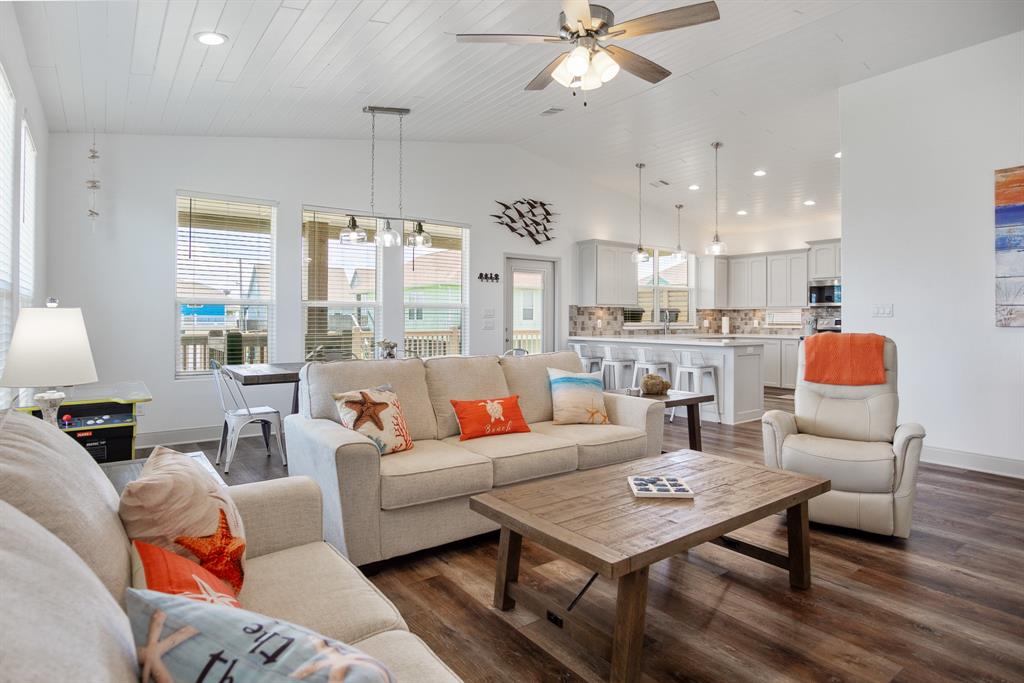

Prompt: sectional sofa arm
xmin=229 ymin=476 xmax=323 ymax=559
xmin=761 ymin=410 xmax=798 ymax=469
xmin=283 ymin=415 xmax=384 ymax=566
xmin=604 ymin=393 xmax=665 ymax=457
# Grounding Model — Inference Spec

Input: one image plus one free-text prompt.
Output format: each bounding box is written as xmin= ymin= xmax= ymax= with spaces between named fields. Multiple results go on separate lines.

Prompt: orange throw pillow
xmin=451 ymin=395 xmax=531 ymax=441
xmin=131 ymin=540 xmax=240 ymax=608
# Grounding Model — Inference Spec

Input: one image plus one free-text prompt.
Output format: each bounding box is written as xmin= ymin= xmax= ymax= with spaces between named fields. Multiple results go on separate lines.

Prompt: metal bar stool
xmin=630 ymin=346 xmax=671 ymax=388
xmin=569 ymin=343 xmax=602 ymax=373
xmin=671 ymin=349 xmax=721 ymax=421
xmin=211 ymin=360 xmax=287 ymax=475
xmin=600 ymin=345 xmax=635 ymax=390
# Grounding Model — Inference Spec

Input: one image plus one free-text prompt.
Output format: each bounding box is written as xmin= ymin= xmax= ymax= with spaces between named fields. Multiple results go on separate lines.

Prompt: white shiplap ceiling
xmin=12 ymin=0 xmax=1024 ymax=234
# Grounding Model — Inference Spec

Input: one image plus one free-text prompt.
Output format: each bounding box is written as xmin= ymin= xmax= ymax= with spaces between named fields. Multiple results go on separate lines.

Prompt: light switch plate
xmin=482 ymin=319 xmax=495 ymax=330
xmin=872 ymin=304 xmax=894 ymax=318
xmin=482 ymin=308 xmax=495 ymax=319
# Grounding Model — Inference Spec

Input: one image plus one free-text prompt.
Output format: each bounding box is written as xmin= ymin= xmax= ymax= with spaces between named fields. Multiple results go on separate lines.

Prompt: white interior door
xmin=504 ymin=258 xmax=555 ymax=354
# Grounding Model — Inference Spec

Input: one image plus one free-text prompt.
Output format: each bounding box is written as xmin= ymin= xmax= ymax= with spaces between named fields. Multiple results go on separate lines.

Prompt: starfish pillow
xmin=332 ymin=389 xmax=414 ymax=455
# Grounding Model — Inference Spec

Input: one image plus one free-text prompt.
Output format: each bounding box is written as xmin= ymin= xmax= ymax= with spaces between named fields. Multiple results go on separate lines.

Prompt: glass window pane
xmin=404 ymin=222 xmax=463 ymax=305
xmin=635 ymin=248 xmax=655 ymax=286
xmin=657 ymin=250 xmax=688 ymax=286
xmin=178 ymin=304 xmax=270 ymax=376
xmin=404 ymin=308 xmax=462 ymax=357
xmin=302 ymin=209 xmax=377 ymax=303
xmin=659 ymin=289 xmax=690 ymax=323
xmin=303 ymin=304 xmax=375 ymax=361
xmin=637 ymin=286 xmax=655 ymax=323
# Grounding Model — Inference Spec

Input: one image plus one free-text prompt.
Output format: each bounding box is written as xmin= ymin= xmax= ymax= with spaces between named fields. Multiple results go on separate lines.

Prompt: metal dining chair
xmin=502 ymin=348 xmax=529 ymax=356
xmin=211 ymin=360 xmax=287 ymax=474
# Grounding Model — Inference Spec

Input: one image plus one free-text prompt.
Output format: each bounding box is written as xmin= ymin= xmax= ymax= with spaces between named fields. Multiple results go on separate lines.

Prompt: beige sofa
xmin=0 ymin=409 xmax=460 ymax=682
xmin=284 ymin=351 xmax=665 ymax=566
xmin=761 ymin=337 xmax=926 ymax=537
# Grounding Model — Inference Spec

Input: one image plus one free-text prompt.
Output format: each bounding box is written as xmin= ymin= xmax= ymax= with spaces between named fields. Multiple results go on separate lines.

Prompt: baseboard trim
xmin=922 ymin=445 xmax=1024 ymax=480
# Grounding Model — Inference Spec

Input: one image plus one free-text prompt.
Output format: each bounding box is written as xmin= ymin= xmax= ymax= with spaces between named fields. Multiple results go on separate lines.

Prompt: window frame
xmin=630 ymin=247 xmax=697 ymax=329
xmin=402 ymin=219 xmax=470 ymax=358
xmin=0 ymin=63 xmax=16 ymax=408
xmin=18 ymin=120 xmax=35 ymax=308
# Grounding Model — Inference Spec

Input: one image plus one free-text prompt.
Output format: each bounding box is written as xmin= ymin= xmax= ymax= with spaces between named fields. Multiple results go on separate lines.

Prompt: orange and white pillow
xmin=119 ymin=447 xmax=247 ymax=593
xmin=333 ymin=388 xmax=414 ymax=455
xmin=131 ymin=540 xmax=240 ymax=608
xmin=450 ymin=395 xmax=531 ymax=440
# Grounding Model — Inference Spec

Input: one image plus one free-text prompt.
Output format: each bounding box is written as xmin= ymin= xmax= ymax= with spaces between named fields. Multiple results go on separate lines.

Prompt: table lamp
xmin=0 ymin=300 xmax=98 ymax=426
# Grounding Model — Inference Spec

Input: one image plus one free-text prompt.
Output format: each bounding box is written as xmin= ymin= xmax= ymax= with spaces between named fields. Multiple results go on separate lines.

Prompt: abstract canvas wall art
xmin=995 ymin=165 xmax=1024 ymax=327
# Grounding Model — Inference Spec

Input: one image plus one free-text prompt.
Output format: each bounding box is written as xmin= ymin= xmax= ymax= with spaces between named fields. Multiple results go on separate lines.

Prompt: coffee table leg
xmin=787 ymin=501 xmax=811 ymax=590
xmin=610 ymin=566 xmax=649 ymax=683
xmin=494 ymin=527 xmax=522 ymax=610
xmin=686 ymin=404 xmax=702 ymax=451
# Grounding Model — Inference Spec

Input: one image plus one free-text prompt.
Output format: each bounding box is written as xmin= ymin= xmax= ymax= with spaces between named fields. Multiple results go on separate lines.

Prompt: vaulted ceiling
xmin=12 ymin=0 xmax=1024 ymax=234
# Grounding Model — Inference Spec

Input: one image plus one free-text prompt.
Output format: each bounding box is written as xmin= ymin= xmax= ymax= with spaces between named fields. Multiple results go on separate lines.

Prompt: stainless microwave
xmin=808 ymin=279 xmax=841 ymax=307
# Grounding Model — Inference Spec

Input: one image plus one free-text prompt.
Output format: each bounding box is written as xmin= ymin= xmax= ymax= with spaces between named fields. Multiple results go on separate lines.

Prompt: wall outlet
xmin=872 ymin=304 xmax=894 ymax=318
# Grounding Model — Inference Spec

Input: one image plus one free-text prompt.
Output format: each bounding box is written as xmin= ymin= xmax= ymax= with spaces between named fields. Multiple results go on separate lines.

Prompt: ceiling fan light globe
xmin=591 ymin=50 xmax=619 ymax=82
xmin=566 ymin=45 xmax=591 ymax=77
xmin=581 ymin=61 xmax=603 ymax=90
xmin=551 ymin=58 xmax=574 ymax=87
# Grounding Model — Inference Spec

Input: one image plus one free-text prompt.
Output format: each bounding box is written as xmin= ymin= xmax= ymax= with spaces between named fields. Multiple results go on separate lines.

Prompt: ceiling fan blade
xmin=525 ymin=53 xmax=569 ymax=91
xmin=456 ymin=33 xmax=564 ymax=44
xmin=562 ymin=0 xmax=593 ymax=32
xmin=608 ymin=1 xmax=720 ymax=39
xmin=603 ymin=45 xmax=671 ymax=84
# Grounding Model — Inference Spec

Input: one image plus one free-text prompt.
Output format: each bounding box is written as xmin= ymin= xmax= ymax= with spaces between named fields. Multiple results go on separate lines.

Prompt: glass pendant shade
xmin=376 ymin=219 xmax=401 ymax=247
xmin=705 ymin=142 xmax=727 ymax=256
xmin=406 ymin=221 xmax=432 ymax=248
xmin=566 ymin=45 xmax=590 ymax=77
xmin=580 ymin=62 xmax=603 ymax=91
xmin=591 ymin=50 xmax=619 ymax=82
xmin=341 ymin=216 xmax=367 ymax=243
xmin=631 ymin=246 xmax=649 ymax=264
xmin=551 ymin=57 xmax=574 ymax=87
xmin=673 ymin=245 xmax=685 ymax=259
xmin=705 ymin=238 xmax=726 ymax=255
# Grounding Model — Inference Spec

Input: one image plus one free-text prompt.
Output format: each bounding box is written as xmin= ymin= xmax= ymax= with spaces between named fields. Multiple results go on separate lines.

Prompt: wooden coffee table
xmin=469 ymin=450 xmax=831 ymax=683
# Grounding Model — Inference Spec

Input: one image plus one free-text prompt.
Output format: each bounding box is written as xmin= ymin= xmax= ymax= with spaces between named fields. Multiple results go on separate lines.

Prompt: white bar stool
xmin=569 ymin=343 xmax=602 ymax=373
xmin=671 ymin=349 xmax=721 ymax=421
xmin=630 ymin=346 xmax=671 ymax=388
xmin=600 ymin=345 xmax=635 ymax=390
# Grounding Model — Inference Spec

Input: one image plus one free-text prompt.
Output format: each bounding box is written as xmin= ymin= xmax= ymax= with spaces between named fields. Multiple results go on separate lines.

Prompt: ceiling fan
xmin=456 ymin=1 xmax=720 ymax=91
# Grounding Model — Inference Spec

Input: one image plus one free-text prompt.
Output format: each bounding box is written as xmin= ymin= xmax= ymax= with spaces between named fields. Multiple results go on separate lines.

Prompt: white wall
xmin=45 ymin=133 xmax=683 ymax=441
xmin=1 ymin=2 xmax=49 ymax=307
xmin=840 ymin=31 xmax=1024 ymax=476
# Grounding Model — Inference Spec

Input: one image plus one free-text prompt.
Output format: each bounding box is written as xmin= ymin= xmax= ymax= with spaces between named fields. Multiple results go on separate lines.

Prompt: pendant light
xmin=705 ymin=141 xmax=727 ymax=255
xmin=341 ymin=215 xmax=367 ymax=243
xmin=373 ymin=110 xmax=401 ymax=248
xmin=673 ymin=204 xmax=685 ymax=258
xmin=631 ymin=162 xmax=650 ymax=264
xmin=404 ymin=111 xmax=431 ymax=254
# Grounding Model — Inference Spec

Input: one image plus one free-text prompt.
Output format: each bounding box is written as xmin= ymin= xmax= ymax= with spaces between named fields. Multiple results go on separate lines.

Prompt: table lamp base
xmin=34 ymin=390 xmax=66 ymax=428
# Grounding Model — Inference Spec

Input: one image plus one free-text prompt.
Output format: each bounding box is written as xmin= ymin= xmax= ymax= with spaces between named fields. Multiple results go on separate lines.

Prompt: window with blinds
xmin=175 ymin=195 xmax=275 ymax=378
xmin=635 ymin=249 xmax=693 ymax=325
xmin=0 ymin=64 xmax=15 ymax=408
xmin=404 ymin=221 xmax=468 ymax=358
xmin=18 ymin=121 xmax=35 ymax=308
xmin=301 ymin=208 xmax=378 ymax=361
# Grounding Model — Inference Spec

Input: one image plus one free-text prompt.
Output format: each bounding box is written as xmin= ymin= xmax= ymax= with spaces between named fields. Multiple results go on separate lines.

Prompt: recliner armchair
xmin=761 ymin=337 xmax=925 ymax=537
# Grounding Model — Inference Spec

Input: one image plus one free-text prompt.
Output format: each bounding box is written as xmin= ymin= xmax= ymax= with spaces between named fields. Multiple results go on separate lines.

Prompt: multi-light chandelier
xmin=550 ymin=39 xmax=620 ymax=91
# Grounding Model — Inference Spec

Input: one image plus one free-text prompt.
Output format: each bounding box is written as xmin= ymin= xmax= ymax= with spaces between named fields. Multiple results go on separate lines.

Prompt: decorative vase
xmin=641 ymin=374 xmax=671 ymax=395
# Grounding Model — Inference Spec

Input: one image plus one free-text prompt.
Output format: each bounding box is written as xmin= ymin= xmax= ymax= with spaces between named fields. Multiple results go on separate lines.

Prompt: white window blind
xmin=403 ymin=222 xmax=468 ymax=357
xmin=175 ymin=195 xmax=275 ymax=378
xmin=301 ymin=208 xmax=378 ymax=361
xmin=635 ymin=249 xmax=693 ymax=325
xmin=0 ymin=64 xmax=15 ymax=408
xmin=18 ymin=120 xmax=35 ymax=308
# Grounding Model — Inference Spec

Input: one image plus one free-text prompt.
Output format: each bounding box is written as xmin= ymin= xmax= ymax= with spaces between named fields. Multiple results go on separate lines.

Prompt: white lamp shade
xmin=0 ymin=308 xmax=98 ymax=388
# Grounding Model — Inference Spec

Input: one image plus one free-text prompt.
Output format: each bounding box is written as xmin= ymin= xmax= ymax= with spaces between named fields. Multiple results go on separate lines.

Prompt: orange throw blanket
xmin=804 ymin=332 xmax=886 ymax=385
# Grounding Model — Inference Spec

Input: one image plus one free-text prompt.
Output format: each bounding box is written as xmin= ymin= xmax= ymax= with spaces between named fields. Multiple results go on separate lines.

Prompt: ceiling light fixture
xmin=737 ymin=210 xmax=748 ymax=216
xmin=195 ymin=32 xmax=228 ymax=46
xmin=341 ymin=215 xmax=367 ymax=244
xmin=632 ymin=163 xmax=650 ymax=264
xmin=591 ymin=49 xmax=620 ymax=82
xmin=803 ymin=200 xmax=816 ymax=206
xmin=834 ymin=151 xmax=842 ymax=159
xmin=688 ymin=184 xmax=700 ymax=191
xmin=566 ymin=45 xmax=591 ymax=77
xmin=705 ymin=142 xmax=727 ymax=255
xmin=673 ymin=204 xmax=685 ymax=258
xmin=753 ymin=169 xmax=766 ymax=177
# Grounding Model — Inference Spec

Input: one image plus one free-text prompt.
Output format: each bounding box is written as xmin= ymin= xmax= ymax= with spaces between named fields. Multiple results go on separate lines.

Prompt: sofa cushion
xmin=0 ymin=409 xmax=130 ymax=601
xmin=781 ymin=433 xmax=895 ymax=493
xmin=301 ymin=359 xmax=437 ymax=441
xmin=239 ymin=541 xmax=406 ymax=643
xmin=500 ymin=351 xmax=583 ymax=424
xmin=443 ymin=432 xmax=578 ymax=486
xmin=450 ymin=395 xmax=530 ymax=441
xmin=530 ymin=421 xmax=647 ymax=470
xmin=379 ymin=440 xmax=493 ymax=510
xmin=353 ymin=630 xmax=461 ymax=682
xmin=0 ymin=500 xmax=138 ymax=683
xmin=334 ymin=388 xmax=414 ymax=455
xmin=425 ymin=356 xmax=510 ymax=439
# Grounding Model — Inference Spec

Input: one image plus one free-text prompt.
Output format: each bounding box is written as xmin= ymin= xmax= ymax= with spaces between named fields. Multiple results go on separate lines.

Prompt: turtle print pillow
xmin=333 ymin=388 xmax=414 ymax=455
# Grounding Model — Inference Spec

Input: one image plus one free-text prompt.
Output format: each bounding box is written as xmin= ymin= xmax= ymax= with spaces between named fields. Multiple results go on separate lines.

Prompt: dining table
xmin=221 ymin=362 xmax=307 ymax=414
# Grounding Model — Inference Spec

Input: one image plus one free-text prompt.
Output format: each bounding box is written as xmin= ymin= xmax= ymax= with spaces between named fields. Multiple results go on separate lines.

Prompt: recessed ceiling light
xmin=753 ymin=170 xmax=766 ymax=177
xmin=688 ymin=184 xmax=700 ymax=191
xmin=834 ymin=151 xmax=842 ymax=159
xmin=195 ymin=32 xmax=228 ymax=46
xmin=803 ymin=200 xmax=816 ymax=206
xmin=736 ymin=210 xmax=748 ymax=216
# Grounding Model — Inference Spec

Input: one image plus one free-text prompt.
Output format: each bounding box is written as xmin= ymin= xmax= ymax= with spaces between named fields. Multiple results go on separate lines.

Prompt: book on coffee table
xmin=628 ymin=475 xmax=694 ymax=499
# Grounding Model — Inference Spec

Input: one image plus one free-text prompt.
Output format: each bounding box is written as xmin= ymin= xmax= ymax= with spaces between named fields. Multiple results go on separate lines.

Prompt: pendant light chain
xmin=636 ymin=162 xmax=644 ymax=246
xmin=369 ymin=112 xmax=376 ymax=218
xmin=398 ymin=113 xmax=404 ymax=220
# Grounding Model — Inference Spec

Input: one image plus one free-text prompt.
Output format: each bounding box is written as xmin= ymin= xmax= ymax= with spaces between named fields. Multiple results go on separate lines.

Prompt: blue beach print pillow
xmin=126 ymin=589 xmax=394 ymax=683
xmin=547 ymin=368 xmax=609 ymax=425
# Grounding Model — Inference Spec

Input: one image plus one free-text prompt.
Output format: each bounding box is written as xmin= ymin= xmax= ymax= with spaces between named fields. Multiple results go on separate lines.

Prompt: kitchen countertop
xmin=570 ymin=335 xmax=768 ymax=347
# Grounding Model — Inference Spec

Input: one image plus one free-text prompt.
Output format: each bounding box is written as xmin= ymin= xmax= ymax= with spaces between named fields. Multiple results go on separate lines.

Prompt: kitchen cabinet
xmin=781 ymin=339 xmax=800 ymax=389
xmin=697 ymin=256 xmax=728 ymax=309
xmin=807 ymin=239 xmax=841 ymax=280
xmin=576 ymin=240 xmax=638 ymax=307
xmin=767 ymin=251 xmax=809 ymax=307
xmin=727 ymin=255 xmax=767 ymax=309
xmin=762 ymin=339 xmax=782 ymax=387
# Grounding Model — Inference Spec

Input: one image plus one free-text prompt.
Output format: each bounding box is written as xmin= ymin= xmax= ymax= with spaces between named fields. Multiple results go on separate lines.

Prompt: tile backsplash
xmin=569 ymin=305 xmax=841 ymax=336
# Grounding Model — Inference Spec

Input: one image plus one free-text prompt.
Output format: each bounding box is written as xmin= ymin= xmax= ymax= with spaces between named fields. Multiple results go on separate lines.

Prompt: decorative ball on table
xmin=640 ymin=374 xmax=671 ymax=395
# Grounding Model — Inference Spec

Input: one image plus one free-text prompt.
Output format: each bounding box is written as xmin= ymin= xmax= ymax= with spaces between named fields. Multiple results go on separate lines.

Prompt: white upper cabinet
xmin=749 ymin=256 xmax=767 ymax=308
xmin=576 ymin=240 xmax=638 ymax=307
xmin=727 ymin=255 xmax=767 ymax=309
xmin=767 ymin=251 xmax=809 ymax=307
xmin=807 ymin=239 xmax=841 ymax=280
xmin=697 ymin=256 xmax=729 ymax=309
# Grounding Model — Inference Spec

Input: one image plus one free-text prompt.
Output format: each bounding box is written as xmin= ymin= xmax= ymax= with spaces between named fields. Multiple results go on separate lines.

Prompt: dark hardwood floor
xmin=162 ymin=389 xmax=1024 ymax=682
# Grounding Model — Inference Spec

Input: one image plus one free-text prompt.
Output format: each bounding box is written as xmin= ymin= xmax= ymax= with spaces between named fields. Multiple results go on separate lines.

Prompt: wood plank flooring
xmin=164 ymin=389 xmax=1024 ymax=682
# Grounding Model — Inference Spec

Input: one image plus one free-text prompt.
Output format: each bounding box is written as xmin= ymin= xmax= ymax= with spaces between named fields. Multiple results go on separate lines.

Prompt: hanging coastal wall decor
xmin=492 ymin=199 xmax=557 ymax=245
xmin=995 ymin=165 xmax=1024 ymax=327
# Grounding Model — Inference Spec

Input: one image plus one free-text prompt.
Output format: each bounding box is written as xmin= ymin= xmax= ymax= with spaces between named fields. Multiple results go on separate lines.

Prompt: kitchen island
xmin=569 ymin=335 xmax=766 ymax=424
